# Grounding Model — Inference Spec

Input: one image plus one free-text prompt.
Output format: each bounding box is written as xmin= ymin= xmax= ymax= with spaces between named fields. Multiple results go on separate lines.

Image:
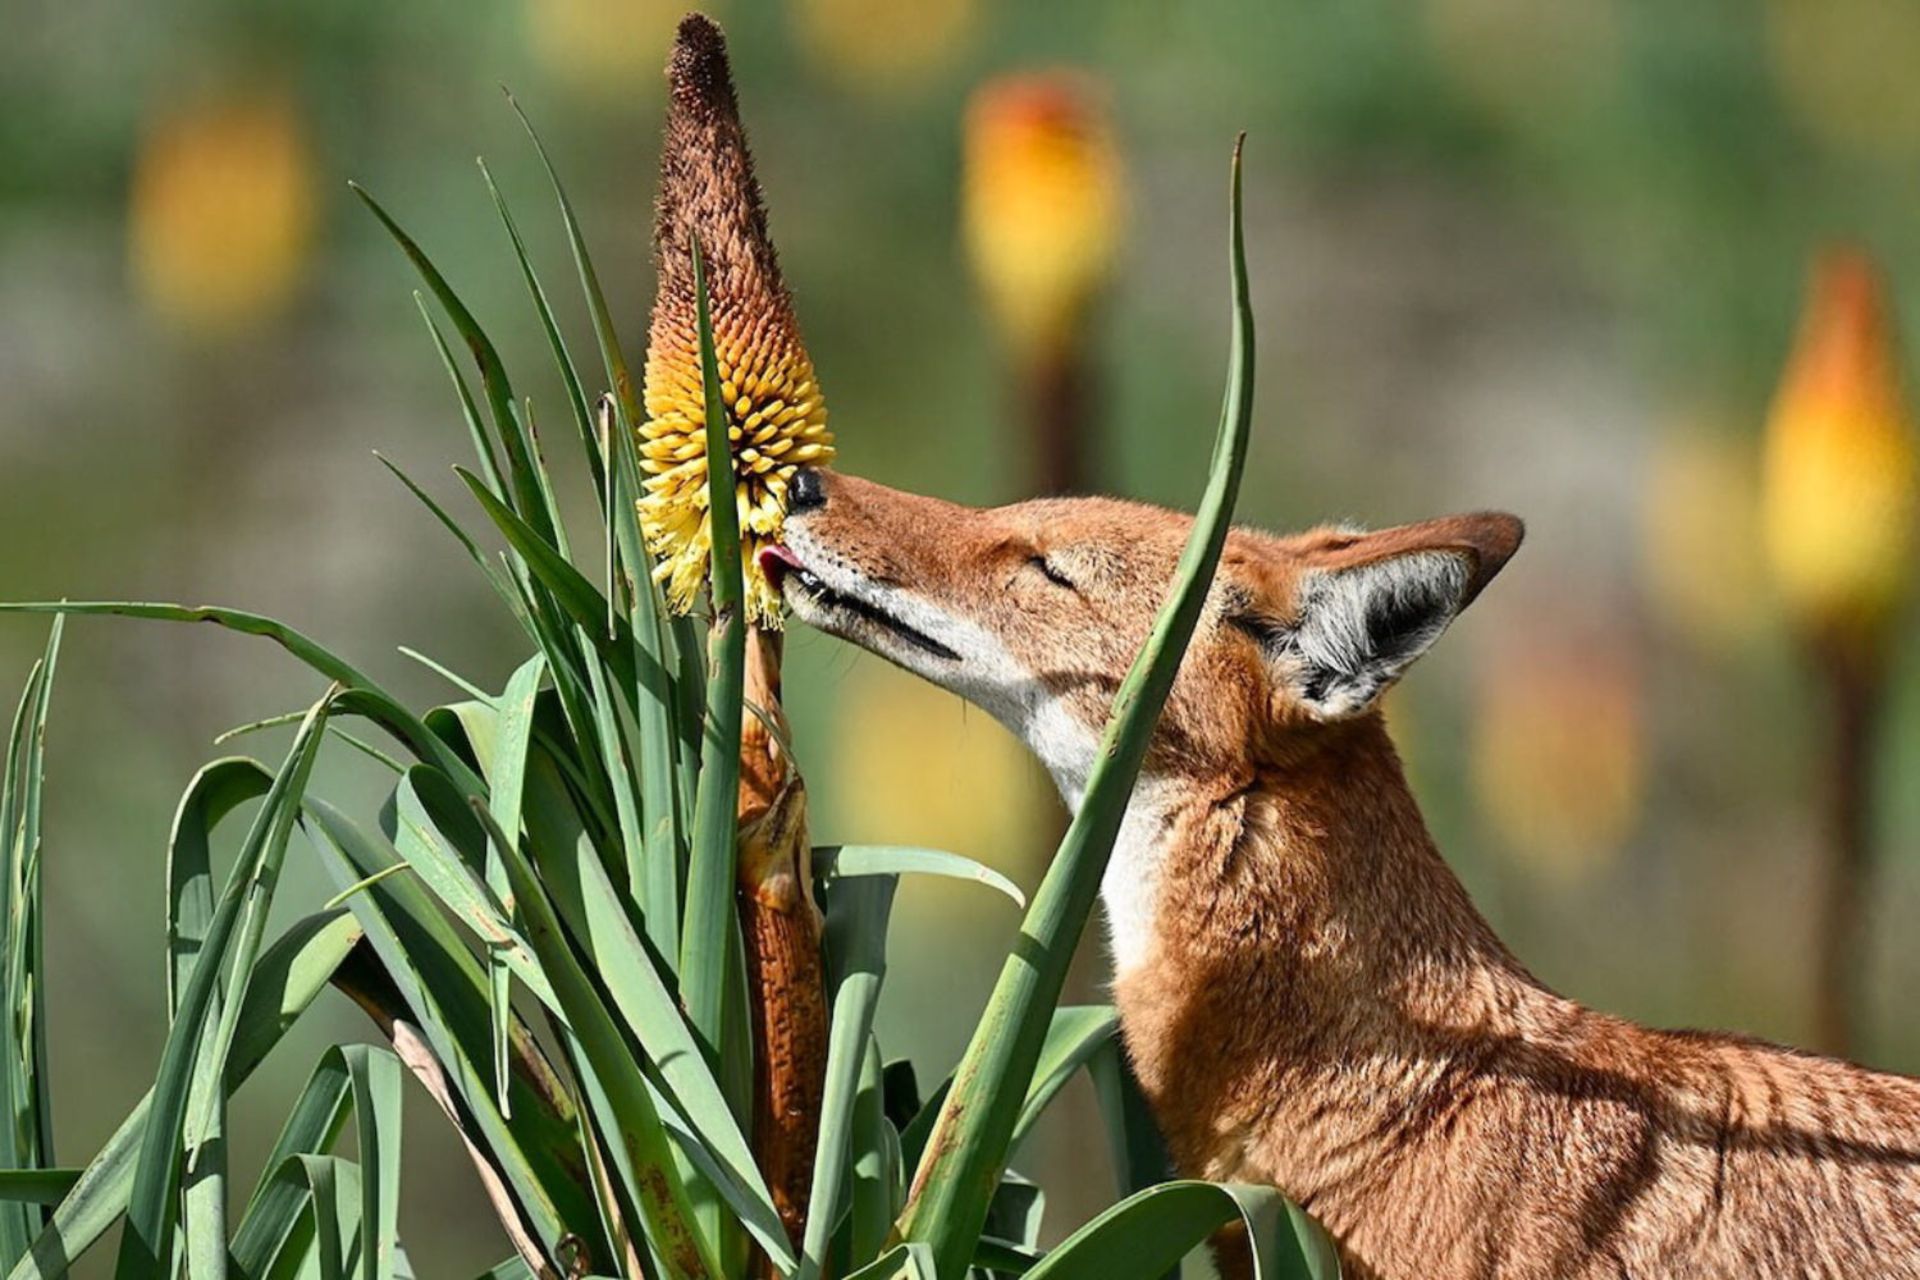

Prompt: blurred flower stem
xmin=647 ymin=14 xmax=831 ymax=1259
xmin=964 ymin=72 xmax=1122 ymax=494
xmin=1761 ymin=248 xmax=1918 ymax=1056
xmin=1814 ymin=651 xmax=1878 ymax=1056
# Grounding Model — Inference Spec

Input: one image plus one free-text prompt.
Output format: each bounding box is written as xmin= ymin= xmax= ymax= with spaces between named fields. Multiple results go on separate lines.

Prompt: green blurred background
xmin=7 ymin=0 xmax=1920 ymax=1271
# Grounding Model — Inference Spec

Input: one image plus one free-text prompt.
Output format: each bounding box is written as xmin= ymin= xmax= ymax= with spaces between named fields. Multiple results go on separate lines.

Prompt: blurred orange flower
xmin=1471 ymin=631 xmax=1644 ymax=880
xmin=790 ymin=0 xmax=978 ymax=95
xmin=129 ymin=87 xmax=315 ymax=333
xmin=1761 ymin=248 xmax=1918 ymax=658
xmin=963 ymin=72 xmax=1124 ymax=360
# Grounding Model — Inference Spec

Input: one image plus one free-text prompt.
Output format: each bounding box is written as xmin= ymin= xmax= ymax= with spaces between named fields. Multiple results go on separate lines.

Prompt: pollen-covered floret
xmin=639 ymin=307 xmax=832 ymax=625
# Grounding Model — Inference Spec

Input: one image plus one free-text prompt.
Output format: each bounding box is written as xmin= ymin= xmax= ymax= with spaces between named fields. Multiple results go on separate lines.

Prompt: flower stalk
xmin=1761 ymin=247 xmax=1919 ymax=1055
xmin=647 ymin=15 xmax=831 ymax=1267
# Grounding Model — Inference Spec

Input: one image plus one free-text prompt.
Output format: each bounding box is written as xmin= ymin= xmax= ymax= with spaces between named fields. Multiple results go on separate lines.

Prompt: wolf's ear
xmin=1244 ymin=513 xmax=1523 ymax=721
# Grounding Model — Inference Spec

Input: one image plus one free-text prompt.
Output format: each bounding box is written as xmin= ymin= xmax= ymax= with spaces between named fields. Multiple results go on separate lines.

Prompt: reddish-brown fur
xmin=780 ymin=471 xmax=1920 ymax=1279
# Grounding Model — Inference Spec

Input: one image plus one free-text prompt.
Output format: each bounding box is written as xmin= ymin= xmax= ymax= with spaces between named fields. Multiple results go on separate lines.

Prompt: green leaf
xmin=486 ymin=656 xmax=547 ymax=1118
xmin=507 ymin=97 xmax=685 ymax=956
xmin=0 ymin=621 xmax=60 ymax=1267
xmin=2 ymin=907 xmax=360 ymax=1280
xmin=849 ymin=1038 xmax=898 ymax=1264
xmin=1019 ymin=1181 xmax=1337 ymax=1280
xmin=1011 ymin=1008 xmax=1118 ymax=1148
xmin=895 ymin=140 xmax=1257 ymax=1277
xmin=506 ymin=744 xmax=791 ymax=1271
xmin=374 ymin=453 xmax=526 ymax=627
xmin=467 ymin=799 xmax=718 ymax=1279
xmin=387 ymin=768 xmax=553 ymax=1010
xmin=817 ymin=847 xmax=1025 ymax=909
xmin=454 ymin=469 xmax=634 ymax=694
xmin=230 ymin=1044 xmax=402 ymax=1280
xmin=167 ymin=760 xmax=274 ymax=1017
xmin=304 ymin=798 xmax=594 ymax=1270
xmin=1085 ymin=1046 xmax=1172 ymax=1202
xmin=232 ymin=1049 xmax=353 ymax=1278
xmin=412 ymin=293 xmax=506 ymax=502
xmin=677 ymin=241 xmax=750 ymax=1134
xmin=472 ymin=1259 xmax=535 ymax=1280
xmin=115 ymin=694 xmax=334 ymax=1277
xmin=477 ymin=158 xmax=603 ymax=509
xmin=0 ymin=1176 xmax=76 ymax=1209
xmin=800 ymin=875 xmax=898 ymax=1280
xmin=0 ymin=604 xmax=479 ymax=793
xmin=673 ymin=240 xmax=753 ymax=1278
xmin=844 ymin=1243 xmax=938 ymax=1280
xmin=349 ymin=182 xmax=561 ymax=554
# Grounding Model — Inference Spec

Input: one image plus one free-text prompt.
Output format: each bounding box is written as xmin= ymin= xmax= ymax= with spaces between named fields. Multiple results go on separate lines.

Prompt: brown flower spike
xmin=642 ymin=14 xmax=834 ymax=627
xmin=648 ymin=16 xmax=830 ymax=1259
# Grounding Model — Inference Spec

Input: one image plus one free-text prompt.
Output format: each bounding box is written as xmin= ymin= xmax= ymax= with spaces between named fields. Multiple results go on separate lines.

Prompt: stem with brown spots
xmin=736 ymin=626 xmax=828 ymax=1272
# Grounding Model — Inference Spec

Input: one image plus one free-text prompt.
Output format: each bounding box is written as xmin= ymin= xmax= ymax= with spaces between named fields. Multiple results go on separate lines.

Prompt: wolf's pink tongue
xmin=757 ymin=543 xmax=804 ymax=586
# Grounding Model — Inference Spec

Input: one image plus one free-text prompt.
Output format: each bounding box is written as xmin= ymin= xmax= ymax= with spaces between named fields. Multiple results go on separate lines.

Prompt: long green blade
xmin=894 ymin=140 xmax=1256 ymax=1277
xmin=507 ymin=96 xmax=684 ymax=950
xmin=677 ymin=240 xmax=749 ymax=1113
xmin=167 ymin=760 xmax=275 ymax=1016
xmin=477 ymin=157 xmax=603 ymax=507
xmin=304 ymin=799 xmax=593 ymax=1270
xmin=0 ymin=622 xmax=60 ymax=1267
xmin=232 ymin=1049 xmax=353 ymax=1278
xmin=467 ymin=799 xmax=718 ymax=1279
xmin=0 ymin=604 xmax=478 ymax=792
xmin=349 ymin=182 xmax=561 ymax=552
xmin=0 ymin=1176 xmax=76 ymax=1209
xmin=799 ymin=876 xmax=897 ymax=1280
xmin=3 ymin=908 xmax=361 ymax=1280
xmin=114 ymin=694 xmax=333 ymax=1278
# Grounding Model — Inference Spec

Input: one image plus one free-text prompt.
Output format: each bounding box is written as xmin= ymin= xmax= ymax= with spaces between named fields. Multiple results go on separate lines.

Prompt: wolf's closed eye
xmin=1030 ymin=555 xmax=1076 ymax=590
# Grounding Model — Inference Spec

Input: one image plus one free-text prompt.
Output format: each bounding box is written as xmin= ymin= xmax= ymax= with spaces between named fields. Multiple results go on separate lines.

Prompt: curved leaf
xmin=1012 ymin=1008 xmax=1118 ymax=1147
xmin=816 ymin=847 xmax=1024 ymax=909
xmin=2 ymin=908 xmax=360 ymax=1280
xmin=1020 ymin=1181 xmax=1337 ymax=1280
xmin=115 ymin=694 xmax=332 ymax=1278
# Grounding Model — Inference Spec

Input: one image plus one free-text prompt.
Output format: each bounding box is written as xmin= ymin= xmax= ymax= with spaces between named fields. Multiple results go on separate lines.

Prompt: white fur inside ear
xmin=1282 ymin=550 xmax=1471 ymax=718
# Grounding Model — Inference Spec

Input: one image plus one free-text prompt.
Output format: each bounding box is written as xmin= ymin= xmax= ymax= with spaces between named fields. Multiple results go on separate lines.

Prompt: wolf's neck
xmin=1097 ymin=715 xmax=1542 ymax=1026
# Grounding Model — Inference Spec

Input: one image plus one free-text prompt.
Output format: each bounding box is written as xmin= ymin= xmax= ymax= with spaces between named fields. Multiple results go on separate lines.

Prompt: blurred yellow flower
xmin=641 ymin=16 xmax=834 ymax=628
xmin=1761 ymin=248 xmax=1918 ymax=657
xmin=1641 ymin=418 xmax=1768 ymax=653
xmin=790 ymin=0 xmax=977 ymax=96
xmin=527 ymin=0 xmax=698 ymax=98
xmin=830 ymin=661 xmax=1046 ymax=878
xmin=129 ymin=87 xmax=315 ymax=333
xmin=1471 ymin=633 xmax=1644 ymax=880
xmin=963 ymin=72 xmax=1124 ymax=359
xmin=1768 ymin=0 xmax=1920 ymax=165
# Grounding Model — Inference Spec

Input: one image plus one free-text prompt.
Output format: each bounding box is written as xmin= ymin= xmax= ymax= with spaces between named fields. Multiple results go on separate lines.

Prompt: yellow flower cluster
xmin=639 ymin=304 xmax=833 ymax=626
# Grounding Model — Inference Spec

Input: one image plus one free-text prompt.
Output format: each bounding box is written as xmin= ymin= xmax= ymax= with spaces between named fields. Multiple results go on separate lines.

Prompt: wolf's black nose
xmin=788 ymin=466 xmax=826 ymax=514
